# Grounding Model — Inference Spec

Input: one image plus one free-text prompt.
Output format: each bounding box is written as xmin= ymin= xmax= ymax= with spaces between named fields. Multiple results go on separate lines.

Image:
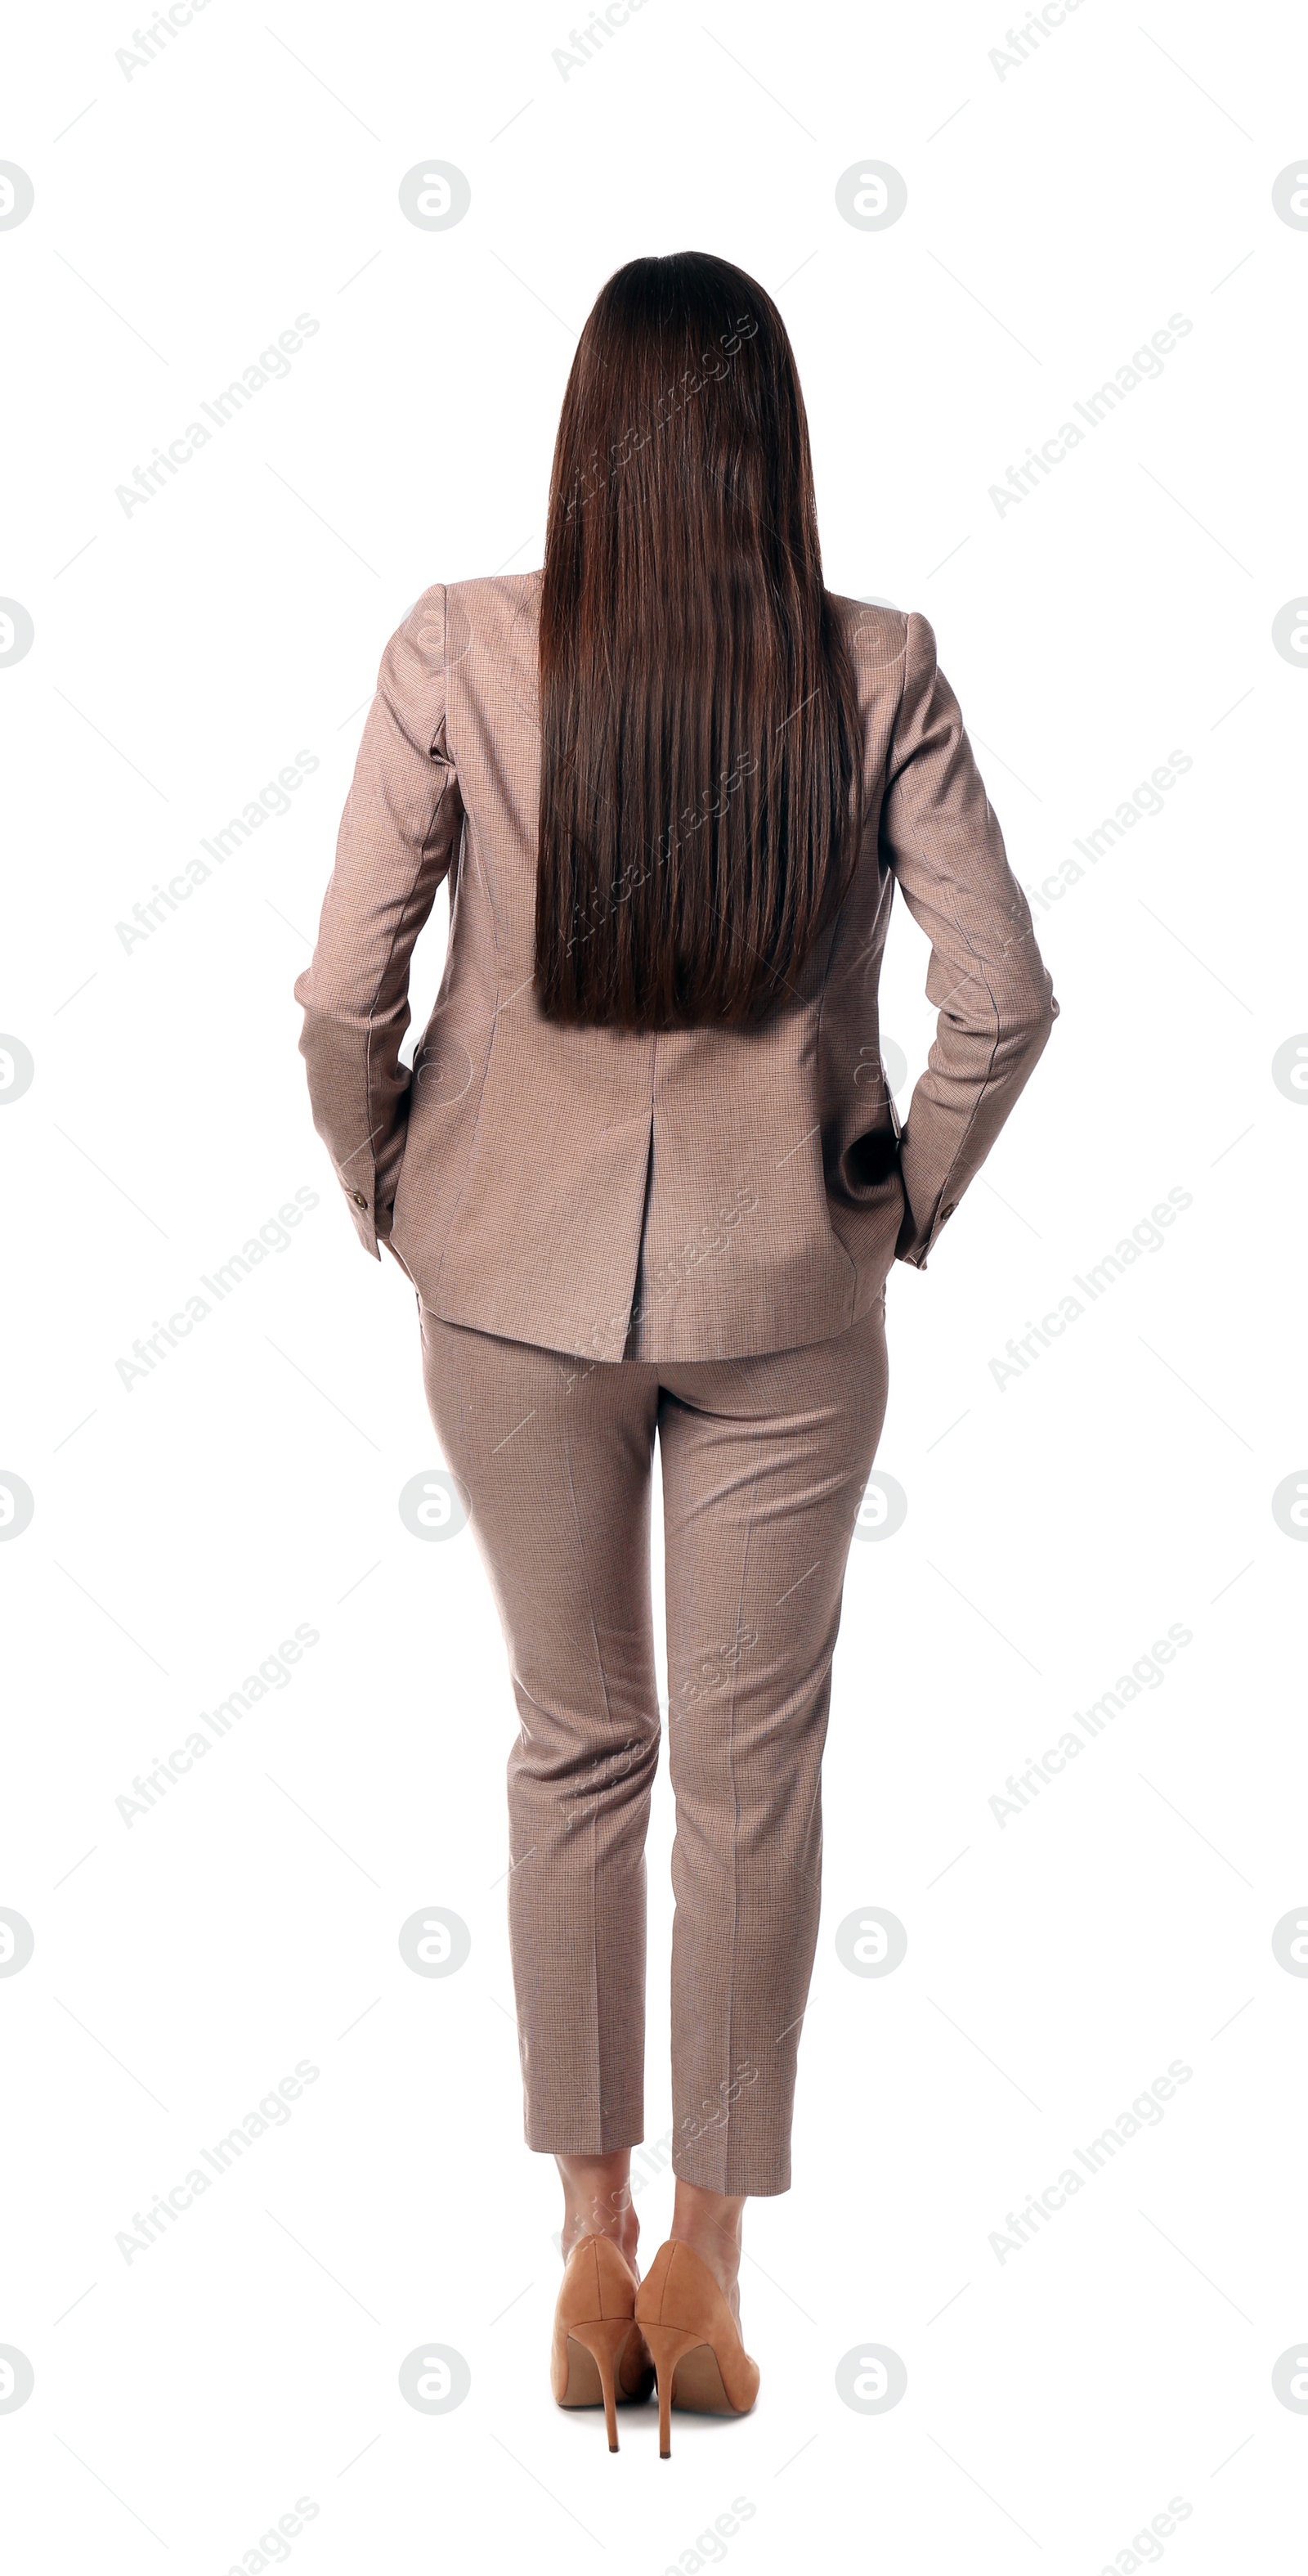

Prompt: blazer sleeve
xmin=293 ymin=584 xmax=464 ymax=1259
xmin=880 ymin=611 xmax=1059 ymax=1270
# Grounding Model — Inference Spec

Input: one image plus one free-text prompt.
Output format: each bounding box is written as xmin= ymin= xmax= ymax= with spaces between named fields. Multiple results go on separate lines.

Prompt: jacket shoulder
xmin=826 ymin=589 xmax=907 ymax=636
xmin=827 ymin=592 xmax=926 ymax=657
xmin=440 ymin=569 xmax=542 ymax=671
xmin=827 ymin=595 xmax=929 ymax=723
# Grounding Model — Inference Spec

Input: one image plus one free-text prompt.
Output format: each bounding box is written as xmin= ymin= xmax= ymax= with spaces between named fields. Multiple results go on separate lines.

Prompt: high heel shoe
xmin=550 ymin=2234 xmax=653 ymax=2451
xmin=634 ymin=2240 xmax=760 ymax=2457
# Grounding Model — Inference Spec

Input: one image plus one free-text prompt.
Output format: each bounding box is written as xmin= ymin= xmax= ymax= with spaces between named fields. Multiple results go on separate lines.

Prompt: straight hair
xmin=535 ymin=251 xmax=863 ymax=1030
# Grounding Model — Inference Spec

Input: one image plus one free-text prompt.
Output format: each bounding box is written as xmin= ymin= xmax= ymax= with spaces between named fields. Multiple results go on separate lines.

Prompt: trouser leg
xmin=657 ymin=1300 xmax=889 ymax=2194
xmin=419 ymin=1311 xmax=661 ymax=2154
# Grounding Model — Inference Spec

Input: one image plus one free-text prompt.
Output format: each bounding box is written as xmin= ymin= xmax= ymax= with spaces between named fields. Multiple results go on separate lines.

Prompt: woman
xmin=295 ymin=251 xmax=1058 ymax=2456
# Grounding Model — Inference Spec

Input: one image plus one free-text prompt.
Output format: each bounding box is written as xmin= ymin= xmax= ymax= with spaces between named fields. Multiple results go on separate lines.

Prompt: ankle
xmin=555 ymin=2152 xmax=638 ymax=2270
xmin=669 ymin=2183 xmax=746 ymax=2308
xmin=669 ymin=2219 xmax=737 ymax=2287
xmin=561 ymin=2206 xmax=638 ymax=2266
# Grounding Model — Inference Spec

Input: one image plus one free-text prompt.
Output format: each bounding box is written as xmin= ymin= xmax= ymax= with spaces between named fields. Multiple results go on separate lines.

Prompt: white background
xmin=2 ymin=1 xmax=1306 ymax=2568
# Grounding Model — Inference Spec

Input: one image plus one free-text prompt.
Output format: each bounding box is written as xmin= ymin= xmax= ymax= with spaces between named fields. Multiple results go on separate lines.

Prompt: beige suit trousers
xmin=419 ymin=1295 xmax=889 ymax=2196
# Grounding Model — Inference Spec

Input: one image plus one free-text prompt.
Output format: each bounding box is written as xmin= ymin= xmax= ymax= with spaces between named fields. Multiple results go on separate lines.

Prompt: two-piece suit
xmin=296 ymin=575 xmax=1058 ymax=2189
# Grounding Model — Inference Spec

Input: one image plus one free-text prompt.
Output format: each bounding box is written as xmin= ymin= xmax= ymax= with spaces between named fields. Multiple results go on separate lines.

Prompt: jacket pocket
xmin=837 ymin=1117 xmax=902 ymax=1201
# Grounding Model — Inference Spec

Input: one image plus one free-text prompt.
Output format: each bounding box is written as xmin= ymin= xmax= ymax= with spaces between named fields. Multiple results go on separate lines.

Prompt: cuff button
xmin=351 ymin=1190 xmax=367 ymax=1207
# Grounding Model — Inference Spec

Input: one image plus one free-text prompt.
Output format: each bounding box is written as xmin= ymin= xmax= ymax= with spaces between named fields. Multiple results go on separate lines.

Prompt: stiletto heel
xmin=565 ymin=2313 xmax=640 ymax=2450
xmin=550 ymin=2235 xmax=653 ymax=2448
xmin=640 ymin=2322 xmax=701 ymax=2457
xmin=634 ymin=2242 xmax=760 ymax=2459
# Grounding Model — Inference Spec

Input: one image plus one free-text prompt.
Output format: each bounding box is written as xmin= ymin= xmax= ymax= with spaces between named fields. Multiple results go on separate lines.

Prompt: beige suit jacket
xmin=295 ymin=574 xmax=1058 ymax=1362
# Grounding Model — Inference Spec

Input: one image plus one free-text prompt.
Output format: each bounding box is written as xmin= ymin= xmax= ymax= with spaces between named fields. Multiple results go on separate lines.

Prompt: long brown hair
xmin=535 ymin=252 xmax=862 ymax=1030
